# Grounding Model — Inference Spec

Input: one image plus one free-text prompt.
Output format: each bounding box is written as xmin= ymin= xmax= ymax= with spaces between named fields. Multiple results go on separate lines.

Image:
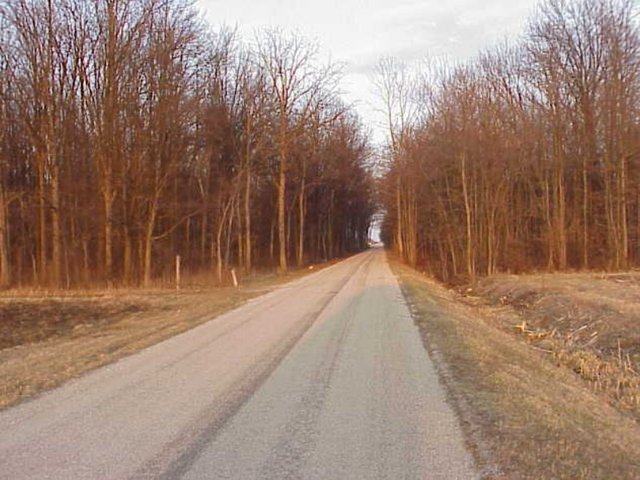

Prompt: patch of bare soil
xmin=0 ymin=299 xmax=146 ymax=350
xmin=0 ymin=264 xmax=328 ymax=411
xmin=469 ymin=272 xmax=640 ymax=415
xmin=391 ymin=259 xmax=640 ymax=479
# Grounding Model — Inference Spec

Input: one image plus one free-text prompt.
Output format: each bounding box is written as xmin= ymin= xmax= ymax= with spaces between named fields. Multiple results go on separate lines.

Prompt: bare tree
xmin=0 ymin=2 xmax=374 ymax=289
xmin=255 ymin=29 xmax=340 ymax=272
xmin=380 ymin=0 xmax=640 ymax=282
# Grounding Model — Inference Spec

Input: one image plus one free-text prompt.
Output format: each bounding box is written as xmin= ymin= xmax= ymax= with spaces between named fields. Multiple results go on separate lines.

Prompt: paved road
xmin=0 ymin=249 xmax=477 ymax=479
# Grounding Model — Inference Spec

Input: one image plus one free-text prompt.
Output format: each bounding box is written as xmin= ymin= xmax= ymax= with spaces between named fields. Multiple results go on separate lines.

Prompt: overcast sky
xmin=197 ymin=0 xmax=541 ymax=142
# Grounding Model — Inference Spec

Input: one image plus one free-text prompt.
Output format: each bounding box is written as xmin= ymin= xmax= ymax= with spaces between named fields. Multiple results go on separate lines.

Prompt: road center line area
xmin=0 ymin=249 xmax=477 ymax=479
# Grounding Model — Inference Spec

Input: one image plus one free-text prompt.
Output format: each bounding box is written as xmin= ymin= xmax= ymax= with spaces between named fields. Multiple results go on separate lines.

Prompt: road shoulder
xmin=391 ymin=258 xmax=640 ymax=479
xmin=0 ymin=263 xmax=334 ymax=411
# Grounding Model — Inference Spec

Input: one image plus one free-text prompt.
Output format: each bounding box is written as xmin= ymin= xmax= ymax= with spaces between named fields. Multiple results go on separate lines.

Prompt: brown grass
xmin=469 ymin=272 xmax=640 ymax=416
xmin=0 ymin=263 xmax=329 ymax=411
xmin=391 ymin=258 xmax=640 ymax=479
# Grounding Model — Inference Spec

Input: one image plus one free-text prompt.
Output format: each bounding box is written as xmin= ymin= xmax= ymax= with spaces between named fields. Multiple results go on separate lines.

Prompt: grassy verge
xmin=469 ymin=272 xmax=640 ymax=417
xmin=390 ymin=258 xmax=640 ymax=479
xmin=0 ymin=263 xmax=328 ymax=411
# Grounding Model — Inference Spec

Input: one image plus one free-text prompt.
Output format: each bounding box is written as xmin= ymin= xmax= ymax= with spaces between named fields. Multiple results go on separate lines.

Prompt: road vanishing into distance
xmin=0 ymin=249 xmax=477 ymax=479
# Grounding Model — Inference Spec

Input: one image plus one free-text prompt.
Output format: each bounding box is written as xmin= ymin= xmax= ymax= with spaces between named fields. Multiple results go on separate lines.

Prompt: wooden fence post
xmin=176 ymin=255 xmax=181 ymax=291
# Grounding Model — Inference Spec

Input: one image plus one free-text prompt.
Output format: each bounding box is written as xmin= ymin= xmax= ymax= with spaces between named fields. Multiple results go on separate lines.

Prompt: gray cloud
xmin=197 ymin=0 xmax=539 ymax=141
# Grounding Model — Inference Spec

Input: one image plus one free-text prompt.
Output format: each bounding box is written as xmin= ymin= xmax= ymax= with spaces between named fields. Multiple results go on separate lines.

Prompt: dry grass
xmin=470 ymin=272 xmax=640 ymax=415
xmin=0 ymin=263 xmax=328 ymax=411
xmin=391 ymin=258 xmax=640 ymax=479
xmin=0 ymin=298 xmax=146 ymax=350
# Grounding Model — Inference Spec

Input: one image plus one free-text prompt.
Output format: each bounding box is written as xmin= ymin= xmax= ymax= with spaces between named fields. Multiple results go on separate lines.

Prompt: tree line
xmin=379 ymin=0 xmax=640 ymax=283
xmin=0 ymin=0 xmax=375 ymax=288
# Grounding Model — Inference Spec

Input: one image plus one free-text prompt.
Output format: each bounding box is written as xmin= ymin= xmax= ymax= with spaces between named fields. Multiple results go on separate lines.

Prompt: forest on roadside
xmin=379 ymin=0 xmax=640 ymax=283
xmin=0 ymin=0 xmax=375 ymax=288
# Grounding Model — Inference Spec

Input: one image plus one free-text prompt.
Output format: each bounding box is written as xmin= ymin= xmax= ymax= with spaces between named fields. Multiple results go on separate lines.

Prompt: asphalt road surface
xmin=0 ymin=249 xmax=477 ymax=479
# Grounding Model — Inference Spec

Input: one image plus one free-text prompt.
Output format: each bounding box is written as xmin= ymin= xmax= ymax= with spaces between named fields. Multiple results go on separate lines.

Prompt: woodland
xmin=379 ymin=0 xmax=640 ymax=284
xmin=2 ymin=0 xmax=638 ymax=290
xmin=0 ymin=0 xmax=375 ymax=288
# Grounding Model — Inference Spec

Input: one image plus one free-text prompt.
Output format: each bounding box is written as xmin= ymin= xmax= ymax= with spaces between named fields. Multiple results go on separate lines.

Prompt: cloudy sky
xmin=197 ymin=0 xmax=540 ymax=141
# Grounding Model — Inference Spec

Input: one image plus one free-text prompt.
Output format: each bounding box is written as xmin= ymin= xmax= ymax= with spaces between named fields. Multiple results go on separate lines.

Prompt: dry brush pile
xmin=471 ymin=273 xmax=640 ymax=416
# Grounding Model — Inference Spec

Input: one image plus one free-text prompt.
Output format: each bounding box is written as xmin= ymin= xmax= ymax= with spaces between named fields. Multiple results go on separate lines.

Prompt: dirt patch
xmin=0 ymin=263 xmax=331 ymax=411
xmin=0 ymin=299 xmax=148 ymax=350
xmin=391 ymin=259 xmax=640 ymax=479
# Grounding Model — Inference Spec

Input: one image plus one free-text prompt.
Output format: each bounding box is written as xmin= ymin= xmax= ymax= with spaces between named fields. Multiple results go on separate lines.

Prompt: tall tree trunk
xmin=235 ymin=198 xmax=243 ymax=268
xmin=142 ymin=206 xmax=157 ymax=288
xmin=50 ymin=164 xmax=62 ymax=287
xmin=269 ymin=219 xmax=275 ymax=265
xmin=395 ymin=176 xmax=404 ymax=256
xmin=216 ymin=199 xmax=232 ymax=284
xmin=461 ymin=153 xmax=475 ymax=283
xmin=277 ymin=147 xmax=287 ymax=272
xmin=103 ymin=187 xmax=113 ymax=284
xmin=122 ymin=179 xmax=132 ymax=283
xmin=582 ymin=157 xmax=589 ymax=269
xmin=244 ymin=165 xmax=252 ymax=272
xmin=225 ymin=199 xmax=235 ymax=268
xmin=37 ymin=157 xmax=47 ymax=283
xmin=619 ymin=154 xmax=629 ymax=269
xmin=123 ymin=225 xmax=132 ymax=284
xmin=297 ymin=176 xmax=305 ymax=267
xmin=328 ymin=190 xmax=335 ymax=259
xmin=0 ymin=182 xmax=10 ymax=288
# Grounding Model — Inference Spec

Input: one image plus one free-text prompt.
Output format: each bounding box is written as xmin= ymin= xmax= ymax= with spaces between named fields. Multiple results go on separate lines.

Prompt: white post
xmin=231 ymin=268 xmax=238 ymax=288
xmin=176 ymin=255 xmax=181 ymax=291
